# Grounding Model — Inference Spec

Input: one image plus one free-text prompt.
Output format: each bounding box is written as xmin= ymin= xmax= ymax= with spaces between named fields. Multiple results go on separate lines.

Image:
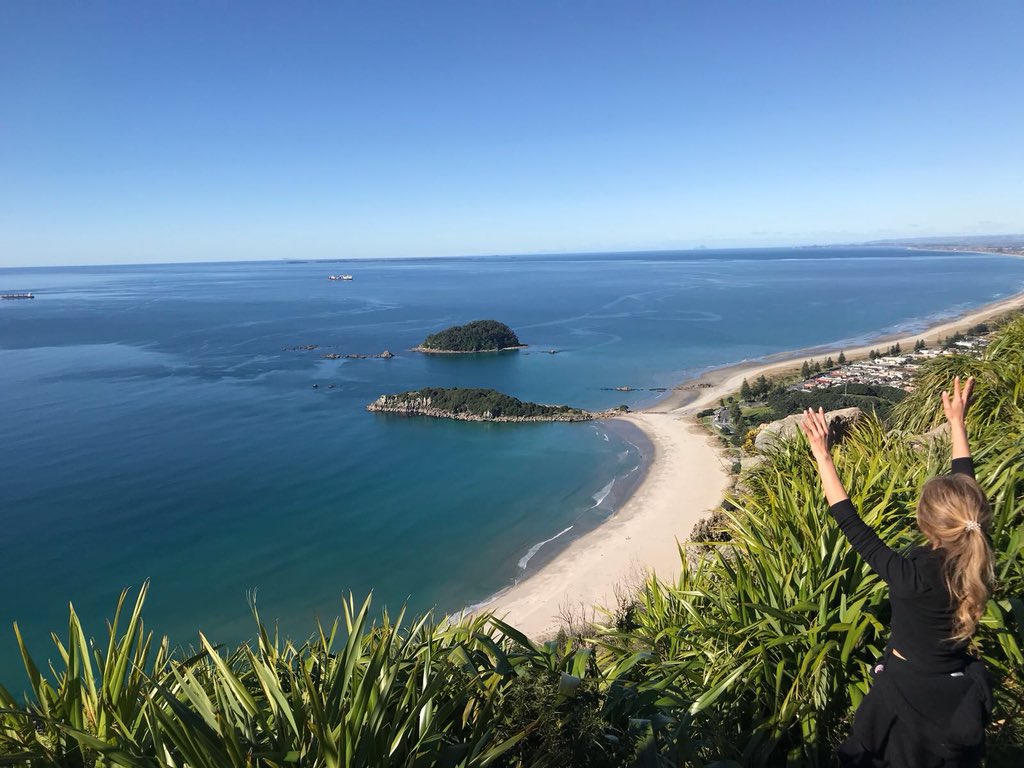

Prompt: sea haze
xmin=2 ymin=247 xmax=1023 ymax=684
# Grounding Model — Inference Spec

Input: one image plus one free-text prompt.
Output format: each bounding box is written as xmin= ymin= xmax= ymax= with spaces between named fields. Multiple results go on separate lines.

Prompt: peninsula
xmin=413 ymin=320 xmax=526 ymax=353
xmin=367 ymin=387 xmax=622 ymax=422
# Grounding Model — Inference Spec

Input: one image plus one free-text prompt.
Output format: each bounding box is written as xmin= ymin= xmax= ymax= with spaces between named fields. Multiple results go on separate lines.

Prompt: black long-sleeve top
xmin=828 ymin=457 xmax=976 ymax=674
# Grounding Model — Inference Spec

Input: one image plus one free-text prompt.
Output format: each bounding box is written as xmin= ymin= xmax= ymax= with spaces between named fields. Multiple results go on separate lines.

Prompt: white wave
xmin=591 ymin=479 xmax=615 ymax=507
xmin=518 ymin=525 xmax=574 ymax=570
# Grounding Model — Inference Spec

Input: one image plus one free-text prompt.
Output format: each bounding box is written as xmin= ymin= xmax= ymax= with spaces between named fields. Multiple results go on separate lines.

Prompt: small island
xmin=413 ymin=320 xmax=526 ymax=353
xmin=367 ymin=387 xmax=626 ymax=422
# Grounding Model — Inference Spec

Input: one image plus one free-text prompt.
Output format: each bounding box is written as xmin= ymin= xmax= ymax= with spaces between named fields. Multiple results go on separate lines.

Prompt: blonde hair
xmin=916 ymin=474 xmax=995 ymax=644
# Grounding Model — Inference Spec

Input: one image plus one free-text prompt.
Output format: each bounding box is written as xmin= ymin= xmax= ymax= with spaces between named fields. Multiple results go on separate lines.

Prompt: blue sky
xmin=1 ymin=2 xmax=1022 ymax=265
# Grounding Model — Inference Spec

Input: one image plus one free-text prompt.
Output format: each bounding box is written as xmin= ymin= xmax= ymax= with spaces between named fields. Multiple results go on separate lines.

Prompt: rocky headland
xmin=367 ymin=387 xmax=627 ymax=422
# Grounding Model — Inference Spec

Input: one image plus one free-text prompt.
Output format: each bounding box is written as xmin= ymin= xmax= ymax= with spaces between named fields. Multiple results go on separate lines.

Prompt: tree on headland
xmin=800 ymin=360 xmax=811 ymax=378
xmin=812 ymin=360 xmax=822 ymax=374
xmin=740 ymin=379 xmax=752 ymax=400
xmin=914 ymin=338 xmax=926 ymax=351
xmin=755 ymin=374 xmax=769 ymax=396
xmin=730 ymin=414 xmax=747 ymax=446
xmin=824 ymin=356 xmax=834 ymax=369
xmin=942 ymin=332 xmax=966 ymax=349
xmin=838 ymin=350 xmax=847 ymax=365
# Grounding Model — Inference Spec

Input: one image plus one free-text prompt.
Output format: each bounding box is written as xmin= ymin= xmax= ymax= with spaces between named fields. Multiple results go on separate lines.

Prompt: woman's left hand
xmin=800 ymin=407 xmax=831 ymax=460
xmin=800 ymin=407 xmax=850 ymax=504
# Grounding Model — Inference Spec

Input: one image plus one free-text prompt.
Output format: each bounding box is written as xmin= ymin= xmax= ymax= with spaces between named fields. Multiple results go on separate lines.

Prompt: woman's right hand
xmin=941 ymin=375 xmax=974 ymax=425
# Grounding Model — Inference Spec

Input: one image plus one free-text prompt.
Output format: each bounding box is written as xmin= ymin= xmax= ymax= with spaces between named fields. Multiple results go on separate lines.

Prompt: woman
xmin=800 ymin=376 xmax=995 ymax=767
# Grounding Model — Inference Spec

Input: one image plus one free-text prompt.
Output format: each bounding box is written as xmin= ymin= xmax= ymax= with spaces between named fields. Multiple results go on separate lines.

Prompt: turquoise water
xmin=2 ymin=247 xmax=1023 ymax=685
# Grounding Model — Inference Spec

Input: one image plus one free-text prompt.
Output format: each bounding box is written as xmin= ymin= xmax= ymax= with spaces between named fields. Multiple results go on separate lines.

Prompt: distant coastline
xmin=903 ymin=244 xmax=1024 ymax=259
xmin=476 ymin=286 xmax=1024 ymax=638
xmin=648 ymin=285 xmax=1024 ymax=413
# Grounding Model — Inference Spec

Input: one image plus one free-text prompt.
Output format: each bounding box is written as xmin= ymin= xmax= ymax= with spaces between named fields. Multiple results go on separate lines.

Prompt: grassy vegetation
xmin=3 ymin=319 xmax=1023 ymax=766
xmin=419 ymin=320 xmax=523 ymax=352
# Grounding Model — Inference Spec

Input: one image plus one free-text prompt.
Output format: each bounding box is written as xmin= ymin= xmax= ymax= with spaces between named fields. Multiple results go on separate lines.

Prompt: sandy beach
xmin=476 ymin=289 xmax=1024 ymax=639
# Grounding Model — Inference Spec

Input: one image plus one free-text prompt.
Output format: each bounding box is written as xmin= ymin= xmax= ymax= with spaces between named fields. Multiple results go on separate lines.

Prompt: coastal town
xmin=788 ymin=331 xmax=989 ymax=394
xmin=709 ymin=322 xmax=994 ymax=439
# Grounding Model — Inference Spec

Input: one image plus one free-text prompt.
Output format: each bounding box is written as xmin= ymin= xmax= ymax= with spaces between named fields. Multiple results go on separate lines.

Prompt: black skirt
xmin=836 ymin=653 xmax=994 ymax=768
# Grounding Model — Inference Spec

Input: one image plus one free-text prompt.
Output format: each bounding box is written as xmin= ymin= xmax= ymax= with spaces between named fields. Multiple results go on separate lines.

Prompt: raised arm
xmin=800 ymin=407 xmax=848 ymax=505
xmin=801 ymin=408 xmax=918 ymax=590
xmin=942 ymin=375 xmax=975 ymax=479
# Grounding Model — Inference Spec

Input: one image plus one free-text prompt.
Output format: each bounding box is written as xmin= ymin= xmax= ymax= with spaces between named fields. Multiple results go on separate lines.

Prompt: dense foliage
xmin=3 ymin=318 xmax=1023 ymax=766
xmin=393 ymin=387 xmax=581 ymax=419
xmin=763 ymin=382 xmax=908 ymax=421
xmin=420 ymin=320 xmax=523 ymax=352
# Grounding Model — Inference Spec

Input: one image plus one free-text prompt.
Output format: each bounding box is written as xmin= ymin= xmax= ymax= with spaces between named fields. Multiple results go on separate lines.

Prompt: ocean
xmin=2 ymin=247 xmax=1023 ymax=685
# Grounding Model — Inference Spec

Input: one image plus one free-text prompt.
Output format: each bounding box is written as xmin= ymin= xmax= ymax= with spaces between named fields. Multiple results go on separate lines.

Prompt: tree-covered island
xmin=368 ymin=387 xmax=625 ymax=422
xmin=413 ymin=320 xmax=526 ymax=353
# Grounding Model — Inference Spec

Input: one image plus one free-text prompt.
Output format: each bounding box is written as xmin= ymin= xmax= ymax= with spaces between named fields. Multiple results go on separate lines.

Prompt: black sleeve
xmin=951 ymin=456 xmax=975 ymax=480
xmin=829 ymin=499 xmax=921 ymax=594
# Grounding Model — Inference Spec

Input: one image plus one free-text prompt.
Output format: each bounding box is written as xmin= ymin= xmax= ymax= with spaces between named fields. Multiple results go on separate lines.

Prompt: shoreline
xmin=649 ymin=287 xmax=1024 ymax=413
xmin=410 ymin=345 xmax=528 ymax=354
xmin=472 ymin=288 xmax=1024 ymax=638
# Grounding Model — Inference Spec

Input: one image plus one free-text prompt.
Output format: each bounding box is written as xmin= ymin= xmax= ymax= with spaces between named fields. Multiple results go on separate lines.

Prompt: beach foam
xmin=518 ymin=524 xmax=575 ymax=570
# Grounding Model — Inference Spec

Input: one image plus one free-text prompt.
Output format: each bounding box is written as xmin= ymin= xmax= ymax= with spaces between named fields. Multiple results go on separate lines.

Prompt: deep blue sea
xmin=2 ymin=247 xmax=1023 ymax=686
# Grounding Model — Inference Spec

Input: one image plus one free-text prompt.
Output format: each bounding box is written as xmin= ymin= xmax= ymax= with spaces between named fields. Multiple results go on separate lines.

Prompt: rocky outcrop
xmin=322 ymin=350 xmax=394 ymax=360
xmin=410 ymin=345 xmax=526 ymax=355
xmin=753 ymin=407 xmax=863 ymax=452
xmin=910 ymin=422 xmax=949 ymax=451
xmin=367 ymin=394 xmax=597 ymax=422
xmin=366 ymin=392 xmax=631 ymax=423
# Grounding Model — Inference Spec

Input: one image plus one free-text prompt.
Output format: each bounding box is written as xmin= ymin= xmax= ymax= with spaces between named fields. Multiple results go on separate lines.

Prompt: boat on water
xmin=1 ymin=293 xmax=34 ymax=299
xmin=327 ymin=275 xmax=354 ymax=281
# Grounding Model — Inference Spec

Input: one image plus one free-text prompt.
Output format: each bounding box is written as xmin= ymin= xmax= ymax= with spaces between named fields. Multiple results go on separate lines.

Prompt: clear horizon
xmin=4 ymin=240 xmax=1024 ymax=273
xmin=2 ymin=2 xmax=1023 ymax=267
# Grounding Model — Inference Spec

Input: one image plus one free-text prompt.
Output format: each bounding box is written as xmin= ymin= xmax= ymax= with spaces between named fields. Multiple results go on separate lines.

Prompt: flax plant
xmin=597 ymin=317 xmax=1024 ymax=765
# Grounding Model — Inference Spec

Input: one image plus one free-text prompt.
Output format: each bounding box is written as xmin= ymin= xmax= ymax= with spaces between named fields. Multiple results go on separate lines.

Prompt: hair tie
xmin=964 ymin=520 xmax=980 ymax=533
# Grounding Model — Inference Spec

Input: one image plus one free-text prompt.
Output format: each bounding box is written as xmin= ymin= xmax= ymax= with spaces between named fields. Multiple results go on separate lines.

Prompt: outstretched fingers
xmin=815 ymin=406 xmax=829 ymax=434
xmin=801 ymin=407 xmax=828 ymax=440
xmin=799 ymin=409 xmax=816 ymax=438
xmin=942 ymin=374 xmax=975 ymax=422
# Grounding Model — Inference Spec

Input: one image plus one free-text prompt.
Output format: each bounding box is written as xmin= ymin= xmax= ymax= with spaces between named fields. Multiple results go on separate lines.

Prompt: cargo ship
xmin=1 ymin=293 xmax=34 ymax=300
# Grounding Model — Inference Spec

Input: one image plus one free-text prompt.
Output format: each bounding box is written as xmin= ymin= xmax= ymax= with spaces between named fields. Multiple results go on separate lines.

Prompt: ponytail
xmin=916 ymin=474 xmax=995 ymax=644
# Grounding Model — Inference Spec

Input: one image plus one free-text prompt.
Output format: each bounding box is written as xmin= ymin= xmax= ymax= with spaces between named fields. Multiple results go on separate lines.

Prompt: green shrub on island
xmin=419 ymin=319 xmax=523 ymax=352
xmin=374 ymin=386 xmax=581 ymax=419
xmin=4 ymin=319 xmax=1023 ymax=766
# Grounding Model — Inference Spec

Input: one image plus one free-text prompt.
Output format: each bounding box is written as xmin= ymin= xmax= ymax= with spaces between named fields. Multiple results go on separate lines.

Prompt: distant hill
xmin=863 ymin=234 xmax=1024 ymax=247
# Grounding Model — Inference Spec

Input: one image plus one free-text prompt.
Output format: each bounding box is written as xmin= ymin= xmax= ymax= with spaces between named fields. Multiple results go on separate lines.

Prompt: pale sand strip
xmin=477 ymin=412 xmax=732 ymax=639
xmin=474 ymin=289 xmax=1024 ymax=639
